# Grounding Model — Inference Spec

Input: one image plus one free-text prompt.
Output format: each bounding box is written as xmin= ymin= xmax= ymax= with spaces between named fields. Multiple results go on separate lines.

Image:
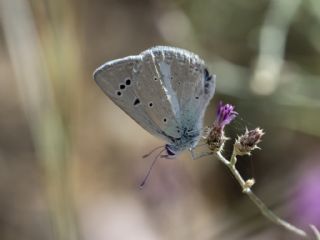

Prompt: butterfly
xmin=93 ymin=46 xmax=215 ymax=185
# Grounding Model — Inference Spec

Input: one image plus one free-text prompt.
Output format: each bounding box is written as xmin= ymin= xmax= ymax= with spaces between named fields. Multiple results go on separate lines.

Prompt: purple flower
xmin=215 ymin=101 xmax=238 ymax=129
xmin=292 ymin=165 xmax=320 ymax=228
xmin=205 ymin=102 xmax=238 ymax=152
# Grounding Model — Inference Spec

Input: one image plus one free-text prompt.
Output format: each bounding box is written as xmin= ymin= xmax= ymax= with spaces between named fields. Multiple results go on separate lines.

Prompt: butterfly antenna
xmin=139 ymin=149 xmax=166 ymax=189
xmin=142 ymin=145 xmax=164 ymax=158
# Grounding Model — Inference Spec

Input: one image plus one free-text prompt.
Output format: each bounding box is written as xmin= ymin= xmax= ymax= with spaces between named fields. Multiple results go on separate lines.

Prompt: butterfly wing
xmin=132 ymin=49 xmax=183 ymax=140
xmin=94 ymin=56 xmax=163 ymax=138
xmin=147 ymin=46 xmax=216 ymax=134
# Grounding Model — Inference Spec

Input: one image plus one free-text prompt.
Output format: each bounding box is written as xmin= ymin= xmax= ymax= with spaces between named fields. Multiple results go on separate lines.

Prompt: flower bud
xmin=244 ymin=178 xmax=256 ymax=189
xmin=206 ymin=126 xmax=227 ymax=152
xmin=234 ymin=128 xmax=264 ymax=156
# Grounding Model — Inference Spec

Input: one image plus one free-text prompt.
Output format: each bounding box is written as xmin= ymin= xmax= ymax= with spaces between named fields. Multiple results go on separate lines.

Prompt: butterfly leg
xmin=190 ymin=148 xmax=197 ymax=160
xmin=194 ymin=151 xmax=214 ymax=160
xmin=161 ymin=154 xmax=176 ymax=160
xmin=190 ymin=148 xmax=214 ymax=160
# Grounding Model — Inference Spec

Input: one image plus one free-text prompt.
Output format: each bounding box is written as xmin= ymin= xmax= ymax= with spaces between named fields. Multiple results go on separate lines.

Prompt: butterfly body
xmin=94 ymin=46 xmax=215 ymax=156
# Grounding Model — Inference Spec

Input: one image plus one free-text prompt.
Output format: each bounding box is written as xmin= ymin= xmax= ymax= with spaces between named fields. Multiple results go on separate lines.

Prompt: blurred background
xmin=0 ymin=0 xmax=320 ymax=239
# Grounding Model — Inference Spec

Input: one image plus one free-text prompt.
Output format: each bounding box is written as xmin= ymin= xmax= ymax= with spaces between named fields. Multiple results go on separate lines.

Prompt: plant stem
xmin=310 ymin=225 xmax=320 ymax=240
xmin=216 ymin=151 xmax=309 ymax=239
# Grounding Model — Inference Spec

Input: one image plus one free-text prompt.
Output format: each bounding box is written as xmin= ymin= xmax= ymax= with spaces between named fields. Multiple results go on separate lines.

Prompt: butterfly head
xmin=165 ymin=144 xmax=177 ymax=157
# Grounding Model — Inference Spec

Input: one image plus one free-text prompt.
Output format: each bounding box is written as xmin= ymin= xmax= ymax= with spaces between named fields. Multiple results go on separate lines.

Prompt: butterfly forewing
xmin=94 ymin=56 xmax=167 ymax=138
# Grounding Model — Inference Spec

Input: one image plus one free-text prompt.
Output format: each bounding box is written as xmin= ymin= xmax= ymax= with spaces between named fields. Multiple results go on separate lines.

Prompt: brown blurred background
xmin=0 ymin=0 xmax=320 ymax=239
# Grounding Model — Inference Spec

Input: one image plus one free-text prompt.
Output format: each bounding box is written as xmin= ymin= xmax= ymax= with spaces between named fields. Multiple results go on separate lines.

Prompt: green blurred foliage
xmin=0 ymin=0 xmax=319 ymax=239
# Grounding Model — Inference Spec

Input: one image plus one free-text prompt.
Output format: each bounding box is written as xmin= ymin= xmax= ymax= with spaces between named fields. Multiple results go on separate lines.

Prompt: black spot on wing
xmin=133 ymin=98 xmax=140 ymax=106
xmin=204 ymin=68 xmax=212 ymax=81
xmin=204 ymin=68 xmax=214 ymax=94
xmin=125 ymin=79 xmax=131 ymax=85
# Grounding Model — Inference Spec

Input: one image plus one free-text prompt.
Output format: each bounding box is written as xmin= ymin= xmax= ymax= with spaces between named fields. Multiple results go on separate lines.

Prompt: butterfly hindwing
xmin=135 ymin=49 xmax=182 ymax=140
xmin=149 ymin=46 xmax=216 ymax=135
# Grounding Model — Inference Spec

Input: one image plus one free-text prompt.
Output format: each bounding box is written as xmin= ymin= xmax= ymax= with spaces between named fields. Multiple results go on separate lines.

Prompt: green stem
xmin=216 ymin=151 xmax=309 ymax=239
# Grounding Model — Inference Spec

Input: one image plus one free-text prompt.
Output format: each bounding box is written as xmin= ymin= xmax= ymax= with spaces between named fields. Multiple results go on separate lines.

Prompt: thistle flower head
xmin=215 ymin=101 xmax=238 ymax=129
xmin=205 ymin=102 xmax=238 ymax=152
xmin=234 ymin=128 xmax=265 ymax=156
